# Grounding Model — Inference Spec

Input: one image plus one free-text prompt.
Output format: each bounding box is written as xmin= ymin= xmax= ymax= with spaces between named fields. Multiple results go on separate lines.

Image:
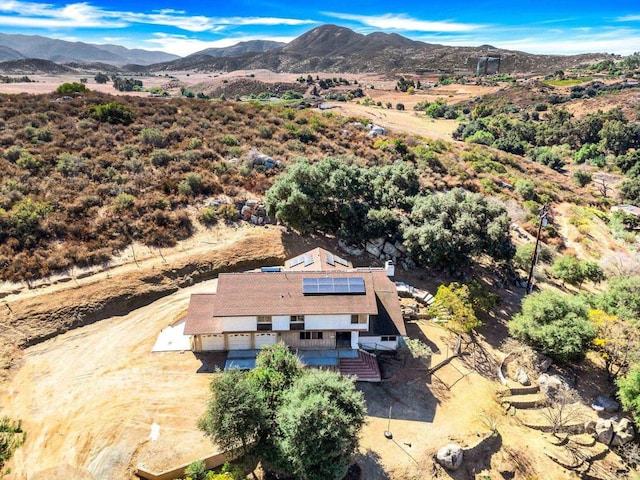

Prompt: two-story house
xmin=183 ymin=247 xmax=405 ymax=354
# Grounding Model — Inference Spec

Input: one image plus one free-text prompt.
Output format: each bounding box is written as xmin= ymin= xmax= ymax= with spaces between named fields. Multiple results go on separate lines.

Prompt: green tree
xmin=402 ymin=188 xmax=514 ymax=271
xmin=94 ymin=72 xmax=110 ymax=84
xmin=574 ymin=143 xmax=604 ymax=165
xmin=514 ymin=179 xmax=536 ymax=200
xmin=552 ymin=255 xmax=586 ymax=286
xmin=594 ymin=276 xmax=640 ymax=325
xmin=429 ymin=282 xmax=482 ymax=333
xmin=617 ymin=365 xmax=640 ymax=427
xmin=600 ymin=119 xmax=635 ymax=156
xmin=513 ymin=243 xmax=553 ymax=271
xmin=620 ymin=178 xmax=640 ymax=205
xmin=509 ymin=291 xmax=595 ymax=362
xmin=198 ymin=369 xmax=267 ymax=455
xmin=274 ymin=369 xmax=365 ymax=480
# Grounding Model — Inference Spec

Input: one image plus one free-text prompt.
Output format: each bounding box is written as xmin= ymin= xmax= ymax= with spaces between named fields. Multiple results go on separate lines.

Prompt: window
xmin=257 ymin=315 xmax=272 ymax=331
xmin=381 ymin=336 xmax=397 ymax=342
xmin=299 ymin=331 xmax=323 ymax=340
xmin=351 ymin=314 xmax=365 ymax=324
xmin=290 ymin=315 xmax=304 ymax=330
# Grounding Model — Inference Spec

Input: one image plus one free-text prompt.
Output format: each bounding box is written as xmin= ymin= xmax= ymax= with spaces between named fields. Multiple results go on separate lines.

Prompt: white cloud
xmin=0 ymin=1 xmax=315 ymax=32
xmin=617 ymin=15 xmax=640 ymax=22
xmin=323 ymin=12 xmax=483 ymax=32
xmin=143 ymin=33 xmax=295 ymax=57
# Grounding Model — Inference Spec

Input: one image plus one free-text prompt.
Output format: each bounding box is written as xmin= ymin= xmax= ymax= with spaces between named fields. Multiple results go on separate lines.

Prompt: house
xmin=611 ymin=204 xmax=640 ymax=217
xmin=183 ymin=247 xmax=405 ymax=354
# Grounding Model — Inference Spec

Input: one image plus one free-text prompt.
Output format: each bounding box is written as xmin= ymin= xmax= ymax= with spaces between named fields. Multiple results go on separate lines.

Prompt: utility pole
xmin=526 ymin=203 xmax=549 ymax=294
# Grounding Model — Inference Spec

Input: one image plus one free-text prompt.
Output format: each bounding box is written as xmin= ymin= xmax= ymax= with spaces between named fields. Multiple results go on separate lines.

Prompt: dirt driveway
xmin=0 ymin=279 xmax=223 ymax=479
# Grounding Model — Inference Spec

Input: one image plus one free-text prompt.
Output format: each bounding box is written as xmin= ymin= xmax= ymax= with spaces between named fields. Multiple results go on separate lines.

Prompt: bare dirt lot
xmin=0 ymin=222 xmax=601 ymax=480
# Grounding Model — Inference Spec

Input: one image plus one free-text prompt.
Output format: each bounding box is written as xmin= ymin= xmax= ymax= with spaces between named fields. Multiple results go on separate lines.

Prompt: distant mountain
xmin=0 ymin=26 xmax=617 ymax=75
xmin=190 ymin=40 xmax=285 ymax=58
xmin=0 ymin=58 xmax=78 ymax=74
xmin=0 ymin=33 xmax=179 ymax=66
xmin=148 ymin=24 xmax=613 ymax=74
xmin=0 ymin=45 xmax=25 ymax=62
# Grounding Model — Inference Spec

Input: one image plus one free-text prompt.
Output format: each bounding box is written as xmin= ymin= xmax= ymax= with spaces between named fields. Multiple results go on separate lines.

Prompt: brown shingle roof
xmin=213 ymin=271 xmax=378 ymax=317
xmin=183 ymin=294 xmax=222 ymax=335
xmin=371 ymin=270 xmax=406 ymax=336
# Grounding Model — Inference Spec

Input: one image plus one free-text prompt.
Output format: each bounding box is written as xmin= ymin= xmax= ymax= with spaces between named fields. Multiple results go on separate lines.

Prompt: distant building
xmin=611 ymin=204 xmax=640 ymax=217
xmin=477 ymin=56 xmax=501 ymax=76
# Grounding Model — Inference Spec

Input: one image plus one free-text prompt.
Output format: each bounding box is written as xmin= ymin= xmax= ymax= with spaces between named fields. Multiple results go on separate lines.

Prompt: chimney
xmin=384 ymin=260 xmax=395 ymax=277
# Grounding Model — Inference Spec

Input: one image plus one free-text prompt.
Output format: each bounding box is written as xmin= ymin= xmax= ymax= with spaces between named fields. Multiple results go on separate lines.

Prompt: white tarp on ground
xmin=152 ymin=319 xmax=191 ymax=352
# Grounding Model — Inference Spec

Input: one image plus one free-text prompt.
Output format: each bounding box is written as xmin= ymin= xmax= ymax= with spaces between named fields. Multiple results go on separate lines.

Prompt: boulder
xmin=436 ymin=444 xmax=464 ymax=471
xmin=593 ymin=396 xmax=620 ymax=413
xmin=515 ymin=368 xmax=531 ymax=386
xmin=383 ymin=241 xmax=400 ymax=258
xmin=365 ymin=240 xmax=384 ymax=258
xmin=594 ymin=419 xmax=614 ymax=445
xmin=611 ymin=418 xmax=635 ymax=446
xmin=537 ymin=373 xmax=569 ymax=400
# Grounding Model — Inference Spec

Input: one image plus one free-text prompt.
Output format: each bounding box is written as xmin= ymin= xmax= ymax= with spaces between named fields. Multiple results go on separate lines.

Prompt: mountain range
xmin=0 ymin=25 xmax=617 ymax=74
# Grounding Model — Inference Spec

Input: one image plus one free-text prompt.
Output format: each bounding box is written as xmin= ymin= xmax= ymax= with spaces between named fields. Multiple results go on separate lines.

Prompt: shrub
xmin=16 ymin=151 xmax=41 ymax=171
xmin=178 ymin=173 xmax=203 ymax=197
xmin=112 ymin=192 xmax=135 ymax=212
xmin=515 ymin=179 xmax=536 ymax=200
xmin=218 ymin=203 xmax=238 ymax=221
xmin=396 ymin=103 xmax=405 ymax=111
xmin=184 ymin=459 xmax=206 ymax=480
xmin=198 ymin=207 xmax=219 ymax=226
xmin=150 ymin=149 xmax=173 ymax=167
xmin=220 ymin=135 xmax=239 ymax=147
xmin=56 ymin=82 xmax=87 ymax=94
xmin=617 ymin=365 xmax=640 ymax=428
xmin=89 ymin=102 xmax=134 ymax=125
xmin=140 ymin=128 xmax=166 ymax=148
xmin=56 ymin=153 xmax=85 ymax=176
xmin=573 ymin=169 xmax=592 ymax=187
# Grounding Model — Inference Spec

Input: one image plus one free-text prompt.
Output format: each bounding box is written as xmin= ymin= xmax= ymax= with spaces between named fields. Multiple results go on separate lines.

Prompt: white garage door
xmin=201 ymin=334 xmax=225 ymax=351
xmin=227 ymin=333 xmax=252 ymax=350
xmin=254 ymin=333 xmax=277 ymax=349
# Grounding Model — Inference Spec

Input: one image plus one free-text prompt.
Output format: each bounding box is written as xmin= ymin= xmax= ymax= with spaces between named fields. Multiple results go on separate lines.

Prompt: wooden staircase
xmin=339 ymin=350 xmax=381 ymax=382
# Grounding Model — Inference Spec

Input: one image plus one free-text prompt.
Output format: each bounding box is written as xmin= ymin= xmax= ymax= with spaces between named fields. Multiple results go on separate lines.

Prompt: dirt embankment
xmin=0 ymin=225 xmax=286 ymax=379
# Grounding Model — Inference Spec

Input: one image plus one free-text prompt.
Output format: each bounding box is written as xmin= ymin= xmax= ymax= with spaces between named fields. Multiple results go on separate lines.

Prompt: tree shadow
xmin=354 ymin=449 xmax=392 ymax=480
xmin=193 ymin=351 xmax=227 ymax=373
xmin=434 ymin=432 xmax=503 ymax=480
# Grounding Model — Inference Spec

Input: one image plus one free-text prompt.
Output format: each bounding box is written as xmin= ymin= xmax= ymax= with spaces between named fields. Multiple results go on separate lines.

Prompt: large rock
xmin=611 ymin=418 xmax=635 ymax=446
xmin=515 ymin=368 xmax=531 ymax=386
xmin=436 ymin=444 xmax=464 ymax=471
xmin=537 ymin=373 xmax=569 ymax=400
xmin=594 ymin=419 xmax=614 ymax=445
xmin=593 ymin=395 xmax=620 ymax=413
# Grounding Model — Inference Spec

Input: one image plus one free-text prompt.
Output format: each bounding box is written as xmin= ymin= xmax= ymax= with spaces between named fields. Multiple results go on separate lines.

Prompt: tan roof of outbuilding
xmin=285 ymin=247 xmax=353 ymax=271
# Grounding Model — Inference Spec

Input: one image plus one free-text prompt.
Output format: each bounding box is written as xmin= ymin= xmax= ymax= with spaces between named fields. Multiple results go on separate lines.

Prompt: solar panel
xmin=334 ymin=255 xmax=349 ymax=267
xmin=302 ymin=277 xmax=365 ymax=295
xmin=289 ymin=256 xmax=304 ymax=267
xmin=326 ymin=253 xmax=335 ymax=266
xmin=304 ymin=253 xmax=314 ymax=267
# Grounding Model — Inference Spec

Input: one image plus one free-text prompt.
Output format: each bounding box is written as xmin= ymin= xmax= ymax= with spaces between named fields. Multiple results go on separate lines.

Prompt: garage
xmin=200 ymin=334 xmax=225 ymax=351
xmin=227 ymin=333 xmax=252 ymax=350
xmin=254 ymin=332 xmax=277 ymax=349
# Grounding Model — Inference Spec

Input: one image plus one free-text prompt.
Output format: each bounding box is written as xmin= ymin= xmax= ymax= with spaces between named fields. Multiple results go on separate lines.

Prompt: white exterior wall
xmin=304 ymin=314 xmax=368 ymax=330
xmin=221 ymin=316 xmax=257 ymax=332
xmin=359 ymin=336 xmax=400 ymax=350
xmin=350 ymin=331 xmax=359 ymax=349
xmin=272 ymin=315 xmax=290 ymax=331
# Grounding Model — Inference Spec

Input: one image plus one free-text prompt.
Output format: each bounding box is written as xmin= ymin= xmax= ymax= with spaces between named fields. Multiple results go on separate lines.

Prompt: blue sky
xmin=1 ymin=0 xmax=640 ymax=56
